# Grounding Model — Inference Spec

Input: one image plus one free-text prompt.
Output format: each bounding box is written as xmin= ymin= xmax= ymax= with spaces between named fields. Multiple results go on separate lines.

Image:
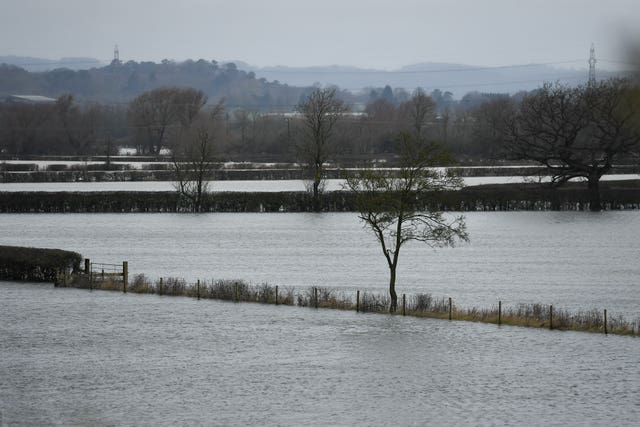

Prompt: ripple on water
xmin=1 ymin=282 xmax=639 ymax=425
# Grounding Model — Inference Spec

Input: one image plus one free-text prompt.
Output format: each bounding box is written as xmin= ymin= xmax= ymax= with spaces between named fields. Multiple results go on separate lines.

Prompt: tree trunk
xmin=312 ymin=177 xmax=320 ymax=212
xmin=587 ymin=175 xmax=602 ymax=212
xmin=389 ymin=265 xmax=398 ymax=312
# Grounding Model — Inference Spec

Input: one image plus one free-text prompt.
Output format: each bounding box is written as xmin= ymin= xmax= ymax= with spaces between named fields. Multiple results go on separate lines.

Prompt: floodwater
xmin=1 ymin=211 xmax=639 ymax=319
xmin=1 ymin=281 xmax=639 ymax=426
xmin=1 ymin=174 xmax=638 ymax=192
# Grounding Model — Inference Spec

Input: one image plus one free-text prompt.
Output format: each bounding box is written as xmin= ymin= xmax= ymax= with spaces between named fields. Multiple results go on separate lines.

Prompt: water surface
xmin=1 ymin=174 xmax=638 ymax=192
xmin=1 ymin=211 xmax=638 ymax=318
xmin=1 ymin=281 xmax=638 ymax=426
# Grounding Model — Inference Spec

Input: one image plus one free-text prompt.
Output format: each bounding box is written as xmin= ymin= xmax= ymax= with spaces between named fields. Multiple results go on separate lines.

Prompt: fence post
xmin=197 ymin=279 xmax=200 ymax=300
xmin=402 ymin=294 xmax=406 ymax=316
xmin=604 ymin=309 xmax=608 ymax=335
xmin=275 ymin=285 xmax=279 ymax=305
xmin=84 ymin=258 xmax=90 ymax=274
xmin=159 ymin=277 xmax=163 ymax=296
xmin=356 ymin=290 xmax=360 ymax=313
xmin=498 ymin=301 xmax=502 ymax=325
xmin=448 ymin=297 xmax=452 ymax=321
xmin=122 ymin=261 xmax=128 ymax=293
xmin=314 ymin=287 xmax=319 ymax=309
xmin=549 ymin=305 xmax=553 ymax=330
xmin=234 ymin=282 xmax=238 ymax=302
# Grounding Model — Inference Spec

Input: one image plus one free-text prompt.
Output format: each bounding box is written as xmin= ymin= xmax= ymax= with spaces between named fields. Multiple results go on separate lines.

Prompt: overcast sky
xmin=2 ymin=0 xmax=639 ymax=70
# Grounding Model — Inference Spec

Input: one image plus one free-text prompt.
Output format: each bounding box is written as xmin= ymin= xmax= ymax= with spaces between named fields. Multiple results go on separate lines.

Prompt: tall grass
xmin=60 ymin=273 xmax=639 ymax=337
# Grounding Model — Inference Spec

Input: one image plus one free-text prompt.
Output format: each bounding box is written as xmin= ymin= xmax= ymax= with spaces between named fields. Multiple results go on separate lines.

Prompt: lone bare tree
xmin=500 ymin=79 xmax=640 ymax=211
xmin=172 ymin=101 xmax=225 ymax=212
xmin=296 ymin=88 xmax=348 ymax=211
xmin=345 ymin=133 xmax=468 ymax=312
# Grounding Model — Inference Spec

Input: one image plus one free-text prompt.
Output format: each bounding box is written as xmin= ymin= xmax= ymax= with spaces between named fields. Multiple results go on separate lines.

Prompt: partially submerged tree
xmin=296 ymin=88 xmax=348 ymax=211
xmin=500 ymin=79 xmax=640 ymax=211
xmin=345 ymin=133 xmax=468 ymax=312
xmin=172 ymin=101 xmax=224 ymax=212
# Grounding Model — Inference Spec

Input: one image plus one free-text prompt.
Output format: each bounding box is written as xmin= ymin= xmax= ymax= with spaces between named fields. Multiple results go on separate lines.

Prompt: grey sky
xmin=1 ymin=0 xmax=638 ymax=70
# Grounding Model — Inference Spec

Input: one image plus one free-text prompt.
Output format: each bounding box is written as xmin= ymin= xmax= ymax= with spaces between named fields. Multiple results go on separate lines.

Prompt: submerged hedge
xmin=0 ymin=181 xmax=638 ymax=213
xmin=0 ymin=246 xmax=82 ymax=283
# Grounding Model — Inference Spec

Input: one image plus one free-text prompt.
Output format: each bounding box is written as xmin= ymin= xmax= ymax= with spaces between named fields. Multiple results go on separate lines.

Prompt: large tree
xmin=0 ymin=102 xmax=53 ymax=155
xmin=345 ymin=133 xmax=468 ymax=312
xmin=501 ymin=79 xmax=640 ymax=211
xmin=55 ymin=94 xmax=104 ymax=155
xmin=398 ymin=88 xmax=436 ymax=139
xmin=128 ymin=87 xmax=207 ymax=155
xmin=296 ymin=88 xmax=348 ymax=211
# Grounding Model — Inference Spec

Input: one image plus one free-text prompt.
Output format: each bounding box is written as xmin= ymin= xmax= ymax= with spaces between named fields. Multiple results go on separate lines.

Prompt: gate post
xmin=123 ymin=261 xmax=128 ymax=293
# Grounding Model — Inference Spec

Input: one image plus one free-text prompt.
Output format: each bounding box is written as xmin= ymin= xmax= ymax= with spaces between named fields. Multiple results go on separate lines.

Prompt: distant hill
xmin=0 ymin=59 xmax=315 ymax=110
xmin=237 ymin=61 xmax=626 ymax=97
xmin=0 ymin=55 xmax=104 ymax=71
xmin=0 ymin=55 xmax=628 ymax=108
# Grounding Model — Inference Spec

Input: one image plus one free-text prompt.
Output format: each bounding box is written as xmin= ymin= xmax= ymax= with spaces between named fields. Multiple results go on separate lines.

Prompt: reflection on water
xmin=1 ymin=211 xmax=639 ymax=318
xmin=0 ymin=282 xmax=639 ymax=425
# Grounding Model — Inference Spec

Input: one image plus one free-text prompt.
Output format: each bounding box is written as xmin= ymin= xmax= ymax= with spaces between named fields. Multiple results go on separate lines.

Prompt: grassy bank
xmin=1 ymin=180 xmax=639 ymax=212
xmin=57 ymin=273 xmax=639 ymax=337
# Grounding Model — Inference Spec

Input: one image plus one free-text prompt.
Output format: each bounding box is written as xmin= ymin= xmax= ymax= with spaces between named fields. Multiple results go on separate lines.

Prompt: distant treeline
xmin=0 ymin=245 xmax=82 ymax=283
xmin=0 ymin=59 xmax=544 ymax=163
xmin=1 ymin=181 xmax=639 ymax=213
xmin=2 ymin=163 xmax=640 ymax=184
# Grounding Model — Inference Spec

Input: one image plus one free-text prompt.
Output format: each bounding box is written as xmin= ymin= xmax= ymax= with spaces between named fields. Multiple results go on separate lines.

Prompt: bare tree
xmin=172 ymin=101 xmax=224 ymax=212
xmin=0 ymin=102 xmax=52 ymax=155
xmin=345 ymin=133 xmax=468 ymax=312
xmin=129 ymin=87 xmax=207 ymax=155
xmin=55 ymin=94 xmax=103 ymax=155
xmin=296 ymin=88 xmax=348 ymax=211
xmin=398 ymin=88 xmax=436 ymax=139
xmin=502 ymin=79 xmax=640 ymax=211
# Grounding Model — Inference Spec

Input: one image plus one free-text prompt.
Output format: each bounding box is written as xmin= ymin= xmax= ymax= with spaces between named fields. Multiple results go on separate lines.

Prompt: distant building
xmin=3 ymin=94 xmax=57 ymax=104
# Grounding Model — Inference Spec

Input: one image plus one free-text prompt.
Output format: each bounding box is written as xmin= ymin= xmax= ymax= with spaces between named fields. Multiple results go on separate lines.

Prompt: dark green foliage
xmin=0 ymin=245 xmax=82 ymax=283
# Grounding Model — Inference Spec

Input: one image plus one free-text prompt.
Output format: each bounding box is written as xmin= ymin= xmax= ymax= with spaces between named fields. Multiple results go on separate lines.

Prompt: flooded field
xmin=1 ymin=211 xmax=638 ymax=318
xmin=1 ymin=281 xmax=638 ymax=425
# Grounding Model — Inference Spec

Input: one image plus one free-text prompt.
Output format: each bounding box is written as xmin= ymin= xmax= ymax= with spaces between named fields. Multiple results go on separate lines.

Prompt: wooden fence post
xmin=448 ymin=297 xmax=452 ymax=320
xmin=159 ymin=277 xmax=163 ymax=296
xmin=498 ymin=301 xmax=502 ymax=325
xmin=549 ymin=305 xmax=553 ymax=330
xmin=84 ymin=258 xmax=90 ymax=274
xmin=402 ymin=294 xmax=406 ymax=316
xmin=356 ymin=290 xmax=360 ymax=313
xmin=234 ymin=282 xmax=238 ymax=302
xmin=197 ymin=279 xmax=200 ymax=300
xmin=604 ymin=309 xmax=608 ymax=335
xmin=122 ymin=261 xmax=128 ymax=293
xmin=314 ymin=287 xmax=319 ymax=309
xmin=275 ymin=285 xmax=279 ymax=305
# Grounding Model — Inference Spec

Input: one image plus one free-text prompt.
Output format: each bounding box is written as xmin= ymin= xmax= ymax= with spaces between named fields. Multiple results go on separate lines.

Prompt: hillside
xmin=0 ymin=59 xmax=313 ymax=110
xmin=239 ymin=61 xmax=624 ymax=97
xmin=0 ymin=56 xmax=628 ymax=108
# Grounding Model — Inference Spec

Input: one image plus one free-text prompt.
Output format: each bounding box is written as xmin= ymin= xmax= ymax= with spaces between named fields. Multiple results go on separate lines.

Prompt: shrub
xmin=0 ymin=245 xmax=82 ymax=283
